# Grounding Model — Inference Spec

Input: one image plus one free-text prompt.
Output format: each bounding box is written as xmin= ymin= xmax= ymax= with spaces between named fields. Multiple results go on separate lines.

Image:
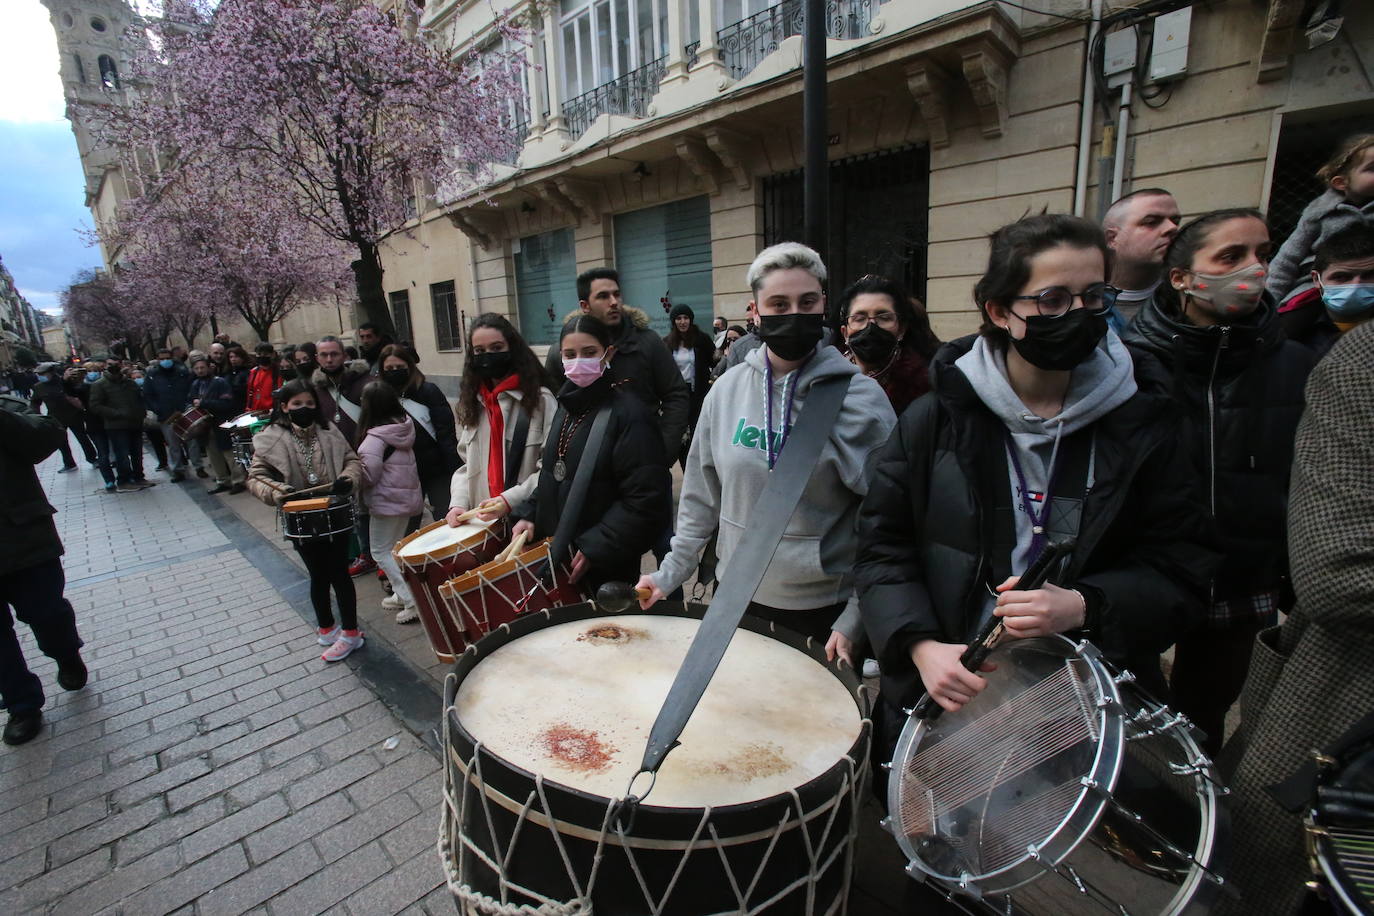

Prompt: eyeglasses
xmin=845 ymin=311 xmax=900 ymax=330
xmin=1009 ymin=283 xmax=1117 ymax=318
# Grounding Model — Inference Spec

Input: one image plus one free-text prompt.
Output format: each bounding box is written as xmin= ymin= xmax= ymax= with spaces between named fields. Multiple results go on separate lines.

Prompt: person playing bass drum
xmin=508 ymin=315 xmax=670 ymax=591
xmin=636 ymin=242 xmax=896 ymax=654
xmin=854 ymin=214 xmax=1215 ymax=772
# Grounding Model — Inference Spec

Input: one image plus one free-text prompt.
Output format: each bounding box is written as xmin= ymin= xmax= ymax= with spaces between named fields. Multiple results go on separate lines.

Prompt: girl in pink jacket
xmin=357 ymin=381 xmax=424 ymax=623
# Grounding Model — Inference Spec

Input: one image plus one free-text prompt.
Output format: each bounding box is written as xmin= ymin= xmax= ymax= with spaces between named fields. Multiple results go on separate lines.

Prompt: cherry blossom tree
xmin=109 ymin=162 xmax=352 ymax=344
xmin=62 ymin=268 xmax=152 ymax=355
xmin=97 ymin=0 xmax=524 ymax=336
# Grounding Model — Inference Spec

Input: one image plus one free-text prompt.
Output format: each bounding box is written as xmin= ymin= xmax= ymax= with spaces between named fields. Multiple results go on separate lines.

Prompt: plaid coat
xmin=1218 ymin=320 xmax=1374 ymax=914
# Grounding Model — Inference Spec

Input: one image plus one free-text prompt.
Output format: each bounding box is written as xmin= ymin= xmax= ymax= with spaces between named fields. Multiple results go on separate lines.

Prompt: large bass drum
xmin=441 ymin=600 xmax=871 ymax=915
xmin=887 ymin=636 xmax=1228 ymax=915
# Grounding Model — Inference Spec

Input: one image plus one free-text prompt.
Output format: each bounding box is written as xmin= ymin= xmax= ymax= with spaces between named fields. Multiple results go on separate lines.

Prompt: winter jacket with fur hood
xmin=310 ymin=359 xmax=372 ymax=443
xmin=358 ymin=418 xmax=424 ymax=517
xmin=543 ymin=306 xmax=690 ymax=460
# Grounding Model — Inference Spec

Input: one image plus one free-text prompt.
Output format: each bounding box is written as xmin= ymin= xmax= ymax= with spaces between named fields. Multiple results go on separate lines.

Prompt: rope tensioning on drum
xmin=443 ymin=738 xmax=868 ymax=915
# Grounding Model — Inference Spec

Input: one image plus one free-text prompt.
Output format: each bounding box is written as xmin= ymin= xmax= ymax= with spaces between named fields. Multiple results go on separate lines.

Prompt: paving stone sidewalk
xmin=0 ymin=452 xmax=453 ymax=915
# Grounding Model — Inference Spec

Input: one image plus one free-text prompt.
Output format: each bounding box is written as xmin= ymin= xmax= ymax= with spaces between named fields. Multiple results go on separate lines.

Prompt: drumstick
xmin=594 ymin=582 xmax=653 ymax=613
xmin=451 ymin=506 xmax=484 ymax=525
xmin=496 ymin=529 xmax=530 ymax=564
xmin=912 ymin=538 xmax=1076 ymax=721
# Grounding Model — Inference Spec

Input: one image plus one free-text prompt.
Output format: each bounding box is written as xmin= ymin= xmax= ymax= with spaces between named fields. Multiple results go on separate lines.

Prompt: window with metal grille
xmin=388 ymin=290 xmax=413 ymax=344
xmin=1268 ymin=109 xmax=1374 ymax=249
xmin=763 ymin=144 xmax=930 ymax=309
xmin=431 ymin=281 xmax=462 ymax=351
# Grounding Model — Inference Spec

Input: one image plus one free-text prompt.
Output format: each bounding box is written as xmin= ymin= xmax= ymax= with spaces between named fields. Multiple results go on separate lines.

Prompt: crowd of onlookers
xmin=6 ymin=133 xmax=1374 ymax=916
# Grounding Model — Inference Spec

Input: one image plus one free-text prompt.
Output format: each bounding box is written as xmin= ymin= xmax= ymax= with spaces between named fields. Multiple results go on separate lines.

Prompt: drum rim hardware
xmin=886 ymin=635 xmax=1229 ymax=913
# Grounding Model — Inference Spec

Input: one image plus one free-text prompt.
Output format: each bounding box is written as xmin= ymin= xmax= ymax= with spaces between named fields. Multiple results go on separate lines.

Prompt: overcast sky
xmin=0 ymin=1 xmax=105 ymax=315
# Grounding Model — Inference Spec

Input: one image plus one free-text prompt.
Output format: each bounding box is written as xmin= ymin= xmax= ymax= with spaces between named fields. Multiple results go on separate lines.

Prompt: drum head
xmin=396 ymin=520 xmax=492 ymax=562
xmin=454 ymin=613 xmax=863 ymax=808
xmin=890 ymin=637 xmax=1118 ymax=892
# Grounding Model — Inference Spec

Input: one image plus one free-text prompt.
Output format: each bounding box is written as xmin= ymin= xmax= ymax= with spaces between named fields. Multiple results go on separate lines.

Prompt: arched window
xmin=73 ymin=54 xmax=87 ymax=84
xmin=98 ymin=55 xmax=120 ymax=91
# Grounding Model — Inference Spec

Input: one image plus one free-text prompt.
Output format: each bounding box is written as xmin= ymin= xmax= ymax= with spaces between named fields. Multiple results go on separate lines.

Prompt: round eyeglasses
xmin=1009 ymin=283 xmax=1117 ymax=318
xmin=845 ymin=311 xmax=900 ymax=330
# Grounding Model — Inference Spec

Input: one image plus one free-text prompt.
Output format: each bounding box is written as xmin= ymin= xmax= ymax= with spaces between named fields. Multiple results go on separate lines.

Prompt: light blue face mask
xmin=1321 ymin=283 xmax=1374 ymax=321
xmin=159 ymin=358 xmax=174 ymax=369
xmin=85 ymin=372 xmax=100 ymax=383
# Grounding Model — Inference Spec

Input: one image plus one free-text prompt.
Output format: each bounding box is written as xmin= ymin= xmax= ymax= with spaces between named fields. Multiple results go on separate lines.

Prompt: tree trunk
xmin=351 ymin=242 xmax=395 ymax=337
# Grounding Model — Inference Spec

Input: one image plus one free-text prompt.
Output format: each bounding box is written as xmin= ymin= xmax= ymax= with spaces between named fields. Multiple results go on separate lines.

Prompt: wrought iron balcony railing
xmin=718 ymin=0 xmax=879 ymax=81
xmin=561 ymin=57 xmax=667 ymax=141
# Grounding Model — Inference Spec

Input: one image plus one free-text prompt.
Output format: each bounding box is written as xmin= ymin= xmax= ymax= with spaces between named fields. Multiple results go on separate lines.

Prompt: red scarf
xmin=479 ymin=374 xmax=522 ymax=499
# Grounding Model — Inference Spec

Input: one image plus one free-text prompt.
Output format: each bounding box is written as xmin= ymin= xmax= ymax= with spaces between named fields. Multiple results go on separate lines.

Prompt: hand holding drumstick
xmin=444 ymin=496 xmax=509 ymax=528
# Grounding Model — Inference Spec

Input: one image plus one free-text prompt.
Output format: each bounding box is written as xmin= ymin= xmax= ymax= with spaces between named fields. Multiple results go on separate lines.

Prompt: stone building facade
xmin=378 ymin=0 xmax=1372 ymax=389
xmin=42 ymin=0 xmax=356 ymax=353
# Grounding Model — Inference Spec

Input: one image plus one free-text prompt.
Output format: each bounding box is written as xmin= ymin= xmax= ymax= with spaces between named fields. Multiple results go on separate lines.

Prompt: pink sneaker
xmin=317 ymin=625 xmax=341 ymax=647
xmin=322 ymin=630 xmax=364 ymax=662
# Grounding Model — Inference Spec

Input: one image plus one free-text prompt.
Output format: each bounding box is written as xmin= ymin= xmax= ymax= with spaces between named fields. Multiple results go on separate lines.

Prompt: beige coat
xmin=450 ymin=386 xmax=557 ymax=513
xmin=246 ymin=422 xmax=364 ymax=507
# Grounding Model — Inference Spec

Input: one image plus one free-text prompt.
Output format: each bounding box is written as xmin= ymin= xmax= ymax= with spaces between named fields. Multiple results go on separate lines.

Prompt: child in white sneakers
xmin=355 ymin=381 xmax=424 ymax=624
xmin=246 ymin=379 xmax=366 ymax=661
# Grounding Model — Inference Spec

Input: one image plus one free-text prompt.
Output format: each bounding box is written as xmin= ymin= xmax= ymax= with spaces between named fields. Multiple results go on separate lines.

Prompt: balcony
xmin=562 ymin=57 xmax=668 ymax=141
xmin=716 ymin=0 xmax=881 ymax=80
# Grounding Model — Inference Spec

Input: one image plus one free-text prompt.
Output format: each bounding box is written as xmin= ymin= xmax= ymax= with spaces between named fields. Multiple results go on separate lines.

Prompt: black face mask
xmin=471 ymin=350 xmax=513 ymax=381
xmin=381 ymin=368 xmax=410 ymax=389
xmin=1010 ymin=308 xmax=1107 ymax=372
xmin=846 ymin=324 xmax=899 ymax=367
xmin=257 ymin=356 xmax=273 ymax=366
xmin=758 ymin=313 xmax=824 ymax=362
xmin=296 ymin=361 xmax=317 ymax=377
xmin=288 ymin=406 xmax=319 ymax=427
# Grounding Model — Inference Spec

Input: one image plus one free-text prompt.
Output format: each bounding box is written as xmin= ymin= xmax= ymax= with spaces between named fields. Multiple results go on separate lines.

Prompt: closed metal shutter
xmin=613 ymin=195 xmax=713 ymax=336
xmin=515 ymin=228 xmax=578 ymax=346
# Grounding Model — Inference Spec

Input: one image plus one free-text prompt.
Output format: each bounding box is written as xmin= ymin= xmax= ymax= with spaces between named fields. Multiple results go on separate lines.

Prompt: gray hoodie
xmin=955 ymin=330 xmax=1138 ymax=582
xmin=652 ymin=342 xmax=896 ymax=611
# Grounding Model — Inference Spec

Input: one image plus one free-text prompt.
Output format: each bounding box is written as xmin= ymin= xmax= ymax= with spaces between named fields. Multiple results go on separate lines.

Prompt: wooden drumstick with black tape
xmin=595 ymin=581 xmax=653 ymax=614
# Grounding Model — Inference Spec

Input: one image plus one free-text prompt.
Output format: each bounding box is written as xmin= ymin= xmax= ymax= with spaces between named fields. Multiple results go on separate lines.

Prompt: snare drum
xmin=280 ymin=496 xmax=354 ymax=541
xmin=437 ymin=538 xmax=584 ymax=643
xmin=392 ymin=519 xmax=506 ymax=663
xmin=171 ymin=406 xmax=212 ymax=441
xmin=442 ymin=600 xmax=871 ymax=915
xmin=220 ymin=410 xmax=270 ymax=469
xmin=887 ymin=636 xmax=1228 ymax=914
xmin=1306 ymin=720 xmax=1374 ymax=915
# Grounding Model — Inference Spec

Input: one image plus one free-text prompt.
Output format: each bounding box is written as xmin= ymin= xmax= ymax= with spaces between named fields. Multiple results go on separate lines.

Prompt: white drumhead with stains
xmin=455 ymin=615 xmax=861 ymax=808
xmin=397 ymin=521 xmax=492 ymax=559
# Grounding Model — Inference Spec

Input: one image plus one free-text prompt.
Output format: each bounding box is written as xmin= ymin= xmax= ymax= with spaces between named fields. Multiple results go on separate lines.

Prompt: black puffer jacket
xmin=544 ymin=306 xmax=690 ymax=461
xmin=402 ymin=381 xmax=461 ymax=481
xmin=513 ymin=375 xmax=670 ymax=588
xmin=1124 ymin=291 xmax=1317 ymax=604
xmin=0 ymin=394 xmax=67 ymax=576
xmin=856 ymin=336 xmax=1216 ymax=708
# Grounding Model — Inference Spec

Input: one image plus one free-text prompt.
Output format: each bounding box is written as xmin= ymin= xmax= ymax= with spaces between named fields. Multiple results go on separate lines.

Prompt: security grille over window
xmin=388 ymin=290 xmax=413 ymax=344
xmin=431 ymin=280 xmax=462 ymax=351
xmin=1267 ymin=111 xmax=1374 ymax=249
xmin=717 ymin=0 xmax=880 ymax=81
xmin=563 ymin=56 xmax=666 ymax=140
xmin=764 ymin=144 xmax=930 ymax=305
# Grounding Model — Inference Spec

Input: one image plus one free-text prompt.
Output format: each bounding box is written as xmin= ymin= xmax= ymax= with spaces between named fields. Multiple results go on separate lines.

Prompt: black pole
xmin=802 ymin=0 xmax=828 ymax=271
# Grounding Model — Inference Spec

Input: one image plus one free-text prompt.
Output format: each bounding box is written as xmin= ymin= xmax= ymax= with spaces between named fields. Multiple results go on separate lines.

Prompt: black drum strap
xmin=632 ymin=375 xmax=849 ymax=786
xmin=543 ymin=405 xmax=612 ymax=581
xmin=504 ymin=404 xmax=531 ymax=492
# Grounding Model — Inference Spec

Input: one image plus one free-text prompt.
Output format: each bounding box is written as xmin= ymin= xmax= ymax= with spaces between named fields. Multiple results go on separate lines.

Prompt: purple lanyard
xmin=762 ymin=354 xmax=811 ymax=470
xmin=1005 ymin=431 xmax=1061 ymax=563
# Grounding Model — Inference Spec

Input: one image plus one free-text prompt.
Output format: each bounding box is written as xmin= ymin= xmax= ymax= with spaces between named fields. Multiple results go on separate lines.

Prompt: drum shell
xmin=442 ymin=600 xmax=871 ymax=916
xmin=280 ymin=502 xmax=354 ymax=540
xmin=172 ymin=406 xmax=212 ymax=441
xmin=392 ymin=520 xmax=506 ymax=663
xmin=437 ymin=540 xmax=586 ymax=641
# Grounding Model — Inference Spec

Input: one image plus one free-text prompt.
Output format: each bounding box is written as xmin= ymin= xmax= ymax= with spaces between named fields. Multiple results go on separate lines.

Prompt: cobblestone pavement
xmin=0 ymin=449 xmax=452 ymax=915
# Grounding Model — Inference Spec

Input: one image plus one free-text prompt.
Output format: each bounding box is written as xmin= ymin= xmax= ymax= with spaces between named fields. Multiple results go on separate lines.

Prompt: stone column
xmin=541 ymin=7 xmax=569 ymax=139
xmin=694 ymin=0 xmax=727 ymax=79
xmin=662 ymin=0 xmax=688 ymax=84
xmin=524 ymin=29 xmax=545 ymax=135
